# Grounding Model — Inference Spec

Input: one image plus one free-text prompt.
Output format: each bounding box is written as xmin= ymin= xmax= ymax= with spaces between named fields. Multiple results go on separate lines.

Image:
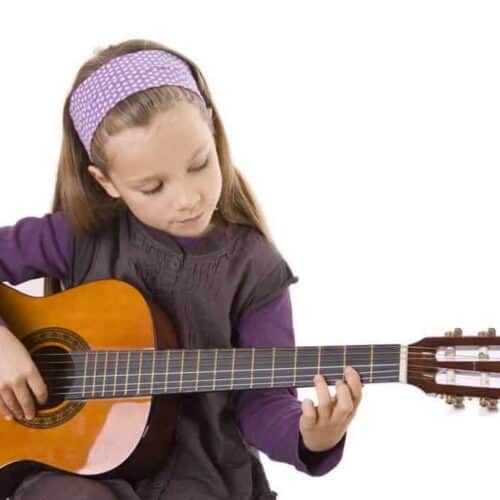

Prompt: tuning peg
xmin=479 ymin=397 xmax=498 ymax=411
xmin=445 ymin=395 xmax=465 ymax=409
xmin=478 ymin=328 xmax=496 ymax=337
xmin=445 ymin=328 xmax=462 ymax=337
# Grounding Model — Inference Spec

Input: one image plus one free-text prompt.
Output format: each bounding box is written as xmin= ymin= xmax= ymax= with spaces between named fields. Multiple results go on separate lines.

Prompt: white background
xmin=1 ymin=1 xmax=500 ymax=499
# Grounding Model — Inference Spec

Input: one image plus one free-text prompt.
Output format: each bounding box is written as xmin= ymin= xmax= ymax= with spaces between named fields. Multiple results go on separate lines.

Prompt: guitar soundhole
xmin=34 ymin=345 xmax=69 ymax=410
xmin=19 ymin=327 xmax=87 ymax=429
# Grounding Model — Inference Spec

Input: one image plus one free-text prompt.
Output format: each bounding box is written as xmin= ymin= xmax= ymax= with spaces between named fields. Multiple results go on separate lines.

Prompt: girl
xmin=0 ymin=39 xmax=362 ymax=500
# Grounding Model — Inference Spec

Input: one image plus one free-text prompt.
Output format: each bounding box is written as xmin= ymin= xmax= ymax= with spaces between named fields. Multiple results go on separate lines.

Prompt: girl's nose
xmin=173 ymin=187 xmax=201 ymax=212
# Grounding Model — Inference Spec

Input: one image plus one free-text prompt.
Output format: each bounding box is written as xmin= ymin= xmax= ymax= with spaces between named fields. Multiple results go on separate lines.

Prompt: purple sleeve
xmin=232 ymin=289 xmax=346 ymax=476
xmin=0 ymin=211 xmax=73 ymax=328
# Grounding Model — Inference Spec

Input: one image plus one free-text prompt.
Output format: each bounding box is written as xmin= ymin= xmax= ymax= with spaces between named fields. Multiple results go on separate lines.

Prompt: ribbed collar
xmin=126 ymin=208 xmax=235 ymax=257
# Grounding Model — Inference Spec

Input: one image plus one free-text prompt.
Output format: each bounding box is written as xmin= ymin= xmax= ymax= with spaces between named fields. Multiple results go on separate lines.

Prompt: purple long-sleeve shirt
xmin=0 ymin=212 xmax=346 ymax=476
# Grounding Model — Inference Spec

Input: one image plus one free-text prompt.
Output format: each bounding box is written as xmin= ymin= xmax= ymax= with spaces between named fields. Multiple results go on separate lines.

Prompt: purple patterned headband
xmin=69 ymin=49 xmax=205 ymax=158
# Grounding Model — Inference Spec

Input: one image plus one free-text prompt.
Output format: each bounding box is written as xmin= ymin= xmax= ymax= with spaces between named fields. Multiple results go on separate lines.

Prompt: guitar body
xmin=0 ymin=279 xmax=181 ymax=498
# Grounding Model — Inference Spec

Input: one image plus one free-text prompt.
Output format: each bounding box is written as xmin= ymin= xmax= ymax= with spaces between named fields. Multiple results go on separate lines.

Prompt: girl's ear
xmin=87 ymin=165 xmax=121 ymax=199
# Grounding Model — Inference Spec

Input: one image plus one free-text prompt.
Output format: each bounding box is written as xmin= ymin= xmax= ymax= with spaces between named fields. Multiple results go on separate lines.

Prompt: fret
xmin=343 ymin=345 xmax=347 ymax=380
xmin=169 ymin=351 xmax=182 ymax=393
xmin=232 ymin=348 xmax=248 ymax=392
xmin=293 ymin=347 xmax=297 ymax=386
xmin=136 ymin=351 xmax=142 ymax=395
xmin=123 ymin=352 xmax=130 ymax=396
xmin=198 ymin=349 xmax=210 ymax=391
xmin=164 ymin=349 xmax=170 ymax=394
xmin=271 ymin=347 xmax=276 ymax=388
xmin=91 ymin=351 xmax=98 ymax=397
xmin=250 ymin=348 xmax=255 ymax=389
xmin=317 ymin=346 xmax=321 ymax=376
xmin=113 ymin=351 xmax=119 ymax=397
xmin=182 ymin=350 xmax=197 ymax=394
xmin=370 ymin=344 xmax=374 ymax=383
xmin=82 ymin=352 xmax=88 ymax=398
xmin=212 ymin=349 xmax=218 ymax=391
xmin=230 ymin=349 xmax=235 ymax=390
xmin=128 ymin=351 xmax=138 ymax=397
xmin=297 ymin=346 xmax=311 ymax=385
xmin=372 ymin=344 xmax=401 ymax=384
xmin=102 ymin=351 xmax=108 ymax=397
xmin=149 ymin=351 xmax=155 ymax=394
xmin=195 ymin=349 xmax=201 ymax=392
xmin=218 ymin=348 xmax=233 ymax=392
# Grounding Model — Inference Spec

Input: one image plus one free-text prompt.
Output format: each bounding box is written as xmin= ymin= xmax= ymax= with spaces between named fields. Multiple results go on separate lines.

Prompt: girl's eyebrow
xmin=126 ymin=144 xmax=209 ymax=185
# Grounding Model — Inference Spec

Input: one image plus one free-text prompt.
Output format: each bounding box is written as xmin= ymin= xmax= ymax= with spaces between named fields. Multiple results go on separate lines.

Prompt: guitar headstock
xmin=408 ymin=327 xmax=500 ymax=410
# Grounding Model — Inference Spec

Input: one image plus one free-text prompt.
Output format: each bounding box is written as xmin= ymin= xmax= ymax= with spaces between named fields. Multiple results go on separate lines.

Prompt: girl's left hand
xmin=299 ymin=366 xmax=363 ymax=452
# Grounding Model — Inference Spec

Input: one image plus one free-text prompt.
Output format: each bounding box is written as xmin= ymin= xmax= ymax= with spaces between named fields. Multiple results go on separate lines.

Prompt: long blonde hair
xmin=44 ymin=38 xmax=276 ymax=297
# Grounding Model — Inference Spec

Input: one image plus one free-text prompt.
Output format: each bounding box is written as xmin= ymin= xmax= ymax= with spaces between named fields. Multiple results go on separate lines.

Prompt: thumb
xmin=299 ymin=398 xmax=317 ymax=431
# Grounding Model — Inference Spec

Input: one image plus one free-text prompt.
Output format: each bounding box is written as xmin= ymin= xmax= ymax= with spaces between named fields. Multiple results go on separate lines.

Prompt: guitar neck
xmin=37 ymin=344 xmax=405 ymax=401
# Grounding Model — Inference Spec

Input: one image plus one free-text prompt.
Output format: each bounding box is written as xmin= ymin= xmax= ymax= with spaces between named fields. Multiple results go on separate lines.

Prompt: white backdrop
xmin=1 ymin=1 xmax=500 ymax=499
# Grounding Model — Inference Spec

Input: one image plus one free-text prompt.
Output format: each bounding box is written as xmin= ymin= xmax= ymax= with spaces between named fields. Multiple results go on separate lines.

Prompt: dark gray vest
xmin=62 ymin=207 xmax=298 ymax=500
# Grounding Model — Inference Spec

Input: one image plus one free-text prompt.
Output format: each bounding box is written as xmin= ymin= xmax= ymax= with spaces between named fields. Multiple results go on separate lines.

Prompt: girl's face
xmin=88 ymin=102 xmax=223 ymax=238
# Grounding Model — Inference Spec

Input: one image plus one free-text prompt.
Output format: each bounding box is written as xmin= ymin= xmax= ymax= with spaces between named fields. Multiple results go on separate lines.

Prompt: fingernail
xmin=314 ymin=374 xmax=322 ymax=383
xmin=4 ymin=415 xmax=12 ymax=421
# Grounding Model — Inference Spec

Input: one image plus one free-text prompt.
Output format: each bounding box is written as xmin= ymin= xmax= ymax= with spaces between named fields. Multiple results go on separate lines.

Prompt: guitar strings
xmin=34 ymin=363 xmax=493 ymax=397
xmin=29 ymin=345 xmax=453 ymax=359
xmin=32 ymin=354 xmax=404 ymax=368
xmin=44 ymin=369 xmax=410 ymax=398
xmin=29 ymin=351 xmax=497 ymax=374
xmin=37 ymin=362 xmax=403 ymax=380
xmin=27 ymin=346 xmax=440 ymax=367
xmin=36 ymin=364 xmax=403 ymax=383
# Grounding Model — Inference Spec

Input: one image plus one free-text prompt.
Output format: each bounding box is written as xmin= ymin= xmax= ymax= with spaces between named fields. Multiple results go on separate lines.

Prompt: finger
xmin=344 ymin=366 xmax=363 ymax=410
xmin=0 ymin=396 xmax=13 ymax=420
xmin=12 ymin=380 xmax=36 ymax=420
xmin=331 ymin=380 xmax=354 ymax=423
xmin=0 ymin=387 xmax=24 ymax=420
xmin=314 ymin=374 xmax=334 ymax=421
xmin=300 ymin=398 xmax=318 ymax=430
xmin=27 ymin=370 xmax=48 ymax=405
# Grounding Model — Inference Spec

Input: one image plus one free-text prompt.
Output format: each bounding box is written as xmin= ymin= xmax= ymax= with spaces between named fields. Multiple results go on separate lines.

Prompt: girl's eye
xmin=142 ymin=183 xmax=163 ymax=196
xmin=141 ymin=160 xmax=209 ymax=196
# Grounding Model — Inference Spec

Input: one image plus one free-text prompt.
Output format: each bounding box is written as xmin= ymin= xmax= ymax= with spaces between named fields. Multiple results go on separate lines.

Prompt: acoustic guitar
xmin=0 ymin=278 xmax=498 ymax=498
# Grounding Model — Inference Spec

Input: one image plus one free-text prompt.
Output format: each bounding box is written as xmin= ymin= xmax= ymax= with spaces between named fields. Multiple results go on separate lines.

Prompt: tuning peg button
xmin=445 ymin=329 xmax=463 ymax=337
xmin=478 ymin=328 xmax=496 ymax=337
xmin=445 ymin=395 xmax=464 ymax=408
xmin=479 ymin=397 xmax=498 ymax=410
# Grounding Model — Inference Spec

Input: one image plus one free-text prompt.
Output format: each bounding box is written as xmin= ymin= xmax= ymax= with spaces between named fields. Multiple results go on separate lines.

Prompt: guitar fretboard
xmin=34 ymin=345 xmax=404 ymax=400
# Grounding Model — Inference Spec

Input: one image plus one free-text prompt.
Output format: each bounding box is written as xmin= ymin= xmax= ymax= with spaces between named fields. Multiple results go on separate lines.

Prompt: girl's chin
xmin=170 ymin=212 xmax=217 ymax=237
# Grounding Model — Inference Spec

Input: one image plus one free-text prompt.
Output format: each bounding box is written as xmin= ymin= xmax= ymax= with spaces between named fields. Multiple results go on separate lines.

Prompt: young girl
xmin=0 ymin=39 xmax=362 ymax=500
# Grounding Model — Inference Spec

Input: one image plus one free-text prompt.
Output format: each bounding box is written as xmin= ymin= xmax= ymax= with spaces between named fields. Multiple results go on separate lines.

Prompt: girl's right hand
xmin=0 ymin=326 xmax=48 ymax=420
